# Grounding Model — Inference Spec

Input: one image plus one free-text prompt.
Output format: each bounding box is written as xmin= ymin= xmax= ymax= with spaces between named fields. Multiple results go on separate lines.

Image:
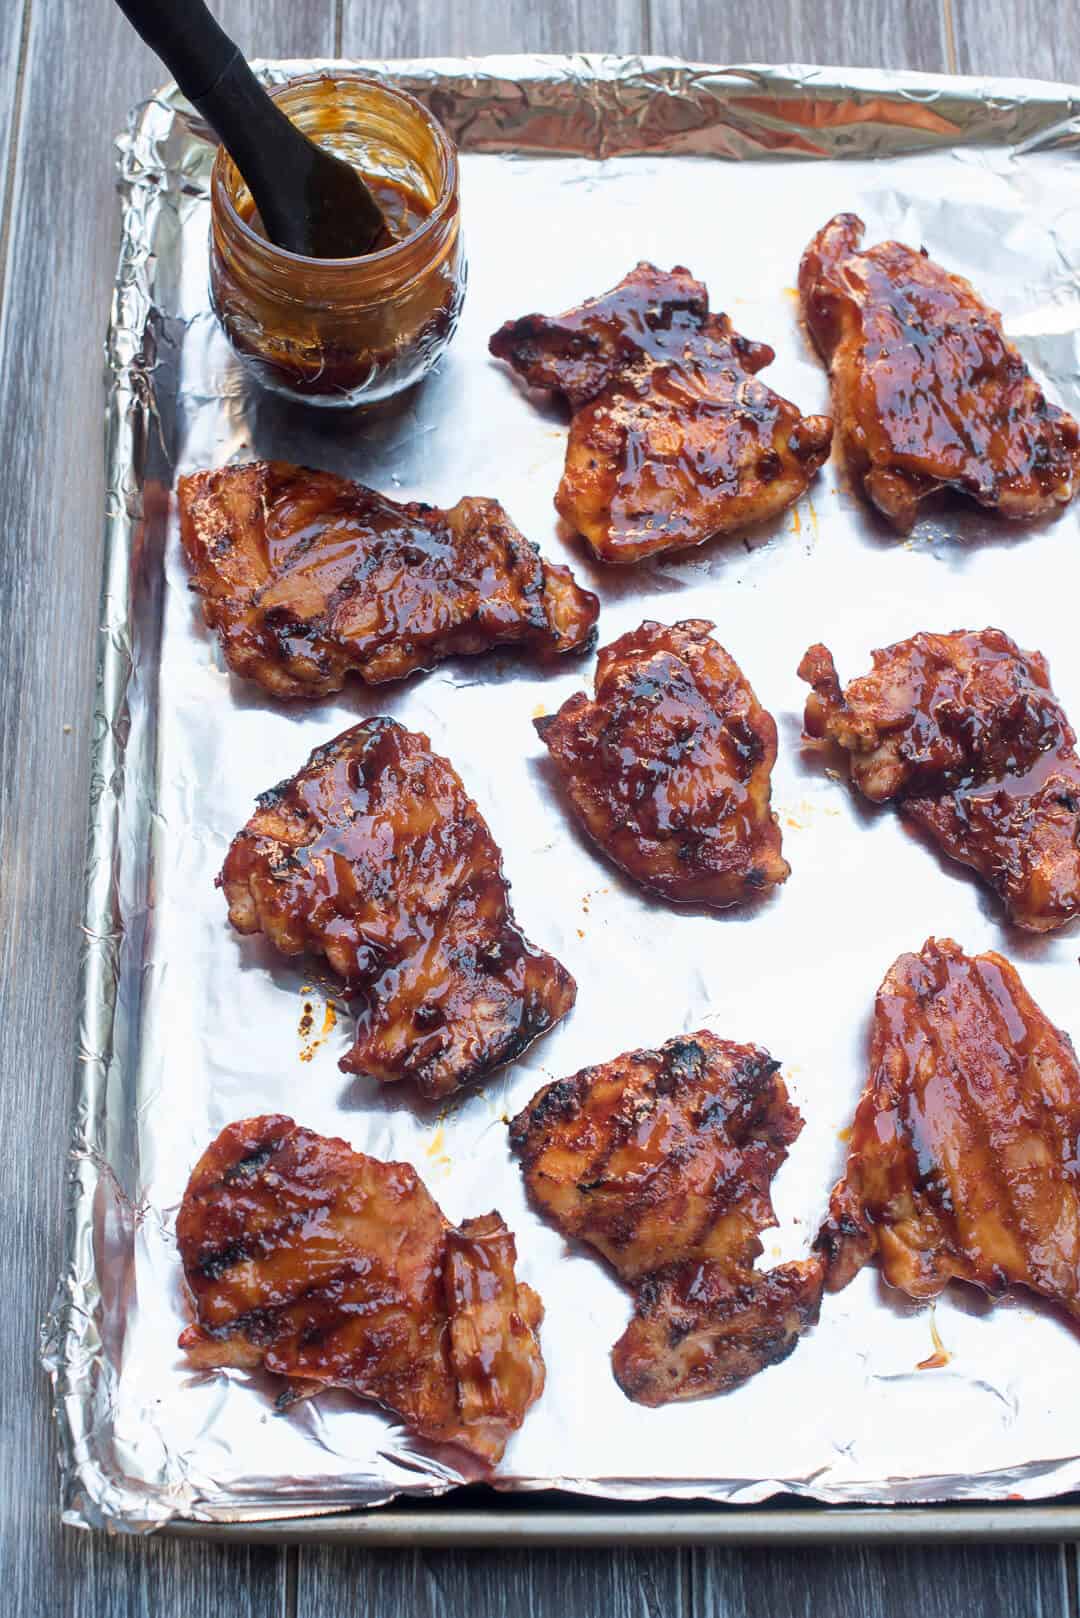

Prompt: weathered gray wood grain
xmin=950 ymin=0 xmax=1078 ymax=80
xmin=0 ymin=9 xmax=328 ymax=1617
xmin=297 ymin=1543 xmax=687 ymax=1618
xmin=689 ymin=1543 xmax=1070 ymax=1617
xmin=297 ymin=1533 xmax=1073 ymax=1617
xmin=340 ymin=0 xmax=645 ymax=62
xmin=0 ymin=0 xmax=30 ymax=320
xmin=61 ymin=1540 xmax=285 ymax=1618
xmin=648 ymin=0 xmax=952 ymax=71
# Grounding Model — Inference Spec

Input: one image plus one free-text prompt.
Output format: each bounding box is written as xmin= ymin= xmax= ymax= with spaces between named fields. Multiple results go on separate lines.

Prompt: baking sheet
xmin=42 ymin=56 xmax=1080 ymax=1531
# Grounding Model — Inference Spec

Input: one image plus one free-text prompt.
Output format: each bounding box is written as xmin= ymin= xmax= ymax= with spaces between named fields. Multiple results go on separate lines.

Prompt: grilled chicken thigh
xmin=818 ymin=939 xmax=1080 ymax=1318
xmin=177 ymin=1115 xmax=545 ymax=1462
xmin=220 ymin=720 xmax=576 ymax=1098
xmin=799 ymin=213 xmax=1080 ymax=531
xmin=536 ymin=620 xmax=789 ymax=906
xmin=491 ymin=261 xmax=713 ymax=409
xmin=178 ymin=461 xmax=598 ymax=699
xmin=491 ymin=262 xmax=831 ymax=562
xmin=510 ymin=1031 xmax=822 ymax=1405
xmin=800 ymin=627 xmax=1080 ymax=932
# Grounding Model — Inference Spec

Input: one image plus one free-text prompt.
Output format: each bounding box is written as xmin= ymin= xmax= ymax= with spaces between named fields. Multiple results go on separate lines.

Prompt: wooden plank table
xmin=2 ymin=1 xmax=1076 ymax=1613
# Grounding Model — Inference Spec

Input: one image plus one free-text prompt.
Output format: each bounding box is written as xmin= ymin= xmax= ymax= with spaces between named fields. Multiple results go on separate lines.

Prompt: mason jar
xmin=209 ymin=72 xmax=466 ymax=407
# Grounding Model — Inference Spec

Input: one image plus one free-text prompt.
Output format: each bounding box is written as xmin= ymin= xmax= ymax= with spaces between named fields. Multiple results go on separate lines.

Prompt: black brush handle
xmin=114 ymin=0 xmax=386 ymax=255
xmin=114 ymin=0 xmax=243 ymax=105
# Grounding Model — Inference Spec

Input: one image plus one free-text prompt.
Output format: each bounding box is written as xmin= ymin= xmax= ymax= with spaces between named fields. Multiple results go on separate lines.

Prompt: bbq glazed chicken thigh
xmin=220 ymin=720 xmax=576 ymax=1099
xmin=800 ymin=628 xmax=1080 ymax=932
xmin=178 ymin=461 xmax=598 ymax=699
xmin=799 ymin=213 xmax=1080 ymax=532
xmin=177 ymin=1115 xmax=545 ymax=1462
xmin=536 ymin=620 xmax=790 ymax=907
xmin=818 ymin=939 xmax=1080 ymax=1318
xmin=510 ymin=1031 xmax=823 ymax=1405
xmin=490 ymin=262 xmax=832 ymax=563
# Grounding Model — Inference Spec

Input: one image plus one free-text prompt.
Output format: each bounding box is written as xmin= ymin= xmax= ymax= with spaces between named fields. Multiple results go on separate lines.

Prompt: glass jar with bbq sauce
xmin=209 ymin=72 xmax=465 ymax=407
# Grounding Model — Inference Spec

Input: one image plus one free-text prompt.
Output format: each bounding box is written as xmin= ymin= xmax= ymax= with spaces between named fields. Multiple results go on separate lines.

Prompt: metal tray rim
xmin=158 ymin=1499 xmax=1080 ymax=1546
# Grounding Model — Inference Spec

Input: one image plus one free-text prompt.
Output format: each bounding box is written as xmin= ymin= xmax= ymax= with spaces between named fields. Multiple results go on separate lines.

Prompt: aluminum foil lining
xmin=42 ymin=55 xmax=1080 ymax=1531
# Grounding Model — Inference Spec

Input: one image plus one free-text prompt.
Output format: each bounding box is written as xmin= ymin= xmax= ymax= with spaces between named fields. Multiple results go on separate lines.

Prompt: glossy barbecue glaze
xmin=817 ymin=938 xmax=1080 ymax=1314
xmin=510 ymin=1031 xmax=823 ymax=1405
xmin=178 ymin=461 xmax=599 ymax=699
xmin=800 ymin=213 xmax=1080 ymax=532
xmin=800 ymin=627 xmax=1080 ymax=932
xmin=219 ymin=720 xmax=576 ymax=1098
xmin=177 ymin=1115 xmax=545 ymax=1462
xmin=490 ymin=262 xmax=831 ymax=563
xmin=537 ymin=619 xmax=789 ymax=907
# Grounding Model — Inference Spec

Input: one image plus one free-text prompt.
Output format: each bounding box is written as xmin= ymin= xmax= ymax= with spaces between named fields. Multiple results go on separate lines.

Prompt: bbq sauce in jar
xmin=240 ymin=174 xmax=431 ymax=254
xmin=209 ymin=73 xmax=466 ymax=407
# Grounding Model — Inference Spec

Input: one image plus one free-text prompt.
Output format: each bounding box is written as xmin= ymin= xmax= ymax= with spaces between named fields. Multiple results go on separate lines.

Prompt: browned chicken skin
xmin=219 ymin=720 xmax=576 ymax=1099
xmin=178 ymin=461 xmax=599 ymax=699
xmin=490 ymin=262 xmax=832 ymax=563
xmin=817 ymin=938 xmax=1080 ymax=1318
xmin=799 ymin=213 xmax=1080 ymax=532
xmin=800 ymin=627 xmax=1080 ymax=932
xmin=509 ymin=1031 xmax=823 ymax=1405
xmin=491 ymin=262 xmax=712 ymax=409
xmin=536 ymin=620 xmax=790 ymax=907
xmin=177 ymin=1115 xmax=545 ymax=1463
